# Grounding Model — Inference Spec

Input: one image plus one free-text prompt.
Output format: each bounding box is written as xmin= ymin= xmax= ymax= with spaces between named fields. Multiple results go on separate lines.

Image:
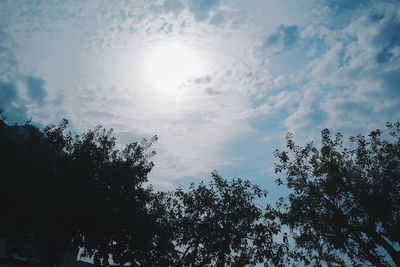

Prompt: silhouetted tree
xmin=0 ymin=113 xmax=289 ymax=267
xmin=165 ymin=172 xmax=289 ymax=266
xmin=275 ymin=123 xmax=400 ymax=266
xmin=0 ymin=114 xmax=172 ymax=266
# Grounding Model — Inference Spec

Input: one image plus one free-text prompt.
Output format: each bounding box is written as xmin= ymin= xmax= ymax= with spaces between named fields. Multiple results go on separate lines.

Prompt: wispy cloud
xmin=254 ymin=0 xmax=400 ymax=138
xmin=0 ymin=0 xmax=399 ymax=188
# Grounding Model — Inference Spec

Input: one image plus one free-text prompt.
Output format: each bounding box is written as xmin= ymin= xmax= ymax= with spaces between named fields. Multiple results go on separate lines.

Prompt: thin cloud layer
xmin=0 ymin=0 xmax=399 ymax=188
xmin=255 ymin=1 xmax=400 ymax=136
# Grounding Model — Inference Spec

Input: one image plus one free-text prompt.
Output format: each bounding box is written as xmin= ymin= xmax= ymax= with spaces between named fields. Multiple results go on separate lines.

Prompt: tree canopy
xmin=0 ymin=116 xmax=165 ymax=266
xmin=275 ymin=123 xmax=400 ymax=266
xmin=164 ymin=171 xmax=288 ymax=266
xmin=1 ymin=110 xmax=399 ymax=267
xmin=0 ymin=115 xmax=286 ymax=266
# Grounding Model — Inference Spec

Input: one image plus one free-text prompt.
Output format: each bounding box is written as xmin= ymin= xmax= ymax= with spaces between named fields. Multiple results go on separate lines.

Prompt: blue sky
xmin=1 ymin=0 xmax=399 ymax=193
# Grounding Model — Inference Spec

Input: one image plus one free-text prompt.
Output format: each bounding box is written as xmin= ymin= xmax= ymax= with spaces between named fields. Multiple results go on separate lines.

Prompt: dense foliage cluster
xmin=0 ymin=111 xmax=399 ymax=266
xmin=275 ymin=123 xmax=400 ymax=266
xmin=0 ymin=117 xmax=161 ymax=266
xmin=164 ymin=172 xmax=288 ymax=266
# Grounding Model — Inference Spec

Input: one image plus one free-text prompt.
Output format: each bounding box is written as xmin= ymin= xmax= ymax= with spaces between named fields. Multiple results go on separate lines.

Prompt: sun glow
xmin=145 ymin=42 xmax=206 ymax=91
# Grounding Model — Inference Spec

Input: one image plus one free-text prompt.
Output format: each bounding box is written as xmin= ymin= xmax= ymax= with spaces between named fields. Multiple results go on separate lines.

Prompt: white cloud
xmin=0 ymin=0 xmax=268 ymax=186
xmin=1 ymin=0 xmax=399 ymax=189
xmin=253 ymin=0 xmax=400 ymax=140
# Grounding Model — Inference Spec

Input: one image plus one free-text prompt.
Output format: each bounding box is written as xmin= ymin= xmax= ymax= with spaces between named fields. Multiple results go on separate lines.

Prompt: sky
xmin=1 ymin=0 xmax=399 ymax=194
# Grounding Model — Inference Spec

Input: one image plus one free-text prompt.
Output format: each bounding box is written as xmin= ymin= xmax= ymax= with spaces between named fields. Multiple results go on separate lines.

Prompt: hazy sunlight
xmin=144 ymin=41 xmax=206 ymax=92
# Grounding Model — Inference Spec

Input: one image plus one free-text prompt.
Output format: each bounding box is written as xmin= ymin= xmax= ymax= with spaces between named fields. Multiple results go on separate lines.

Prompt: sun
xmin=144 ymin=41 xmax=205 ymax=92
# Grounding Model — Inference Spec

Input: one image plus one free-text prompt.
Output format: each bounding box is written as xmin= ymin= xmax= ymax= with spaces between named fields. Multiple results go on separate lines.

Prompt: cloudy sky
xmin=1 ymin=0 xmax=399 ymax=192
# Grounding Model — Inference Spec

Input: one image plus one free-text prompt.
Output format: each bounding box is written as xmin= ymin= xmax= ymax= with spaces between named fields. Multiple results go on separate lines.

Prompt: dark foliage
xmin=3 ymin=108 xmax=398 ymax=267
xmin=0 ymin=113 xmax=168 ymax=266
xmin=275 ymin=123 xmax=400 ymax=266
xmin=0 ymin=113 xmax=287 ymax=267
xmin=164 ymin=171 xmax=288 ymax=266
